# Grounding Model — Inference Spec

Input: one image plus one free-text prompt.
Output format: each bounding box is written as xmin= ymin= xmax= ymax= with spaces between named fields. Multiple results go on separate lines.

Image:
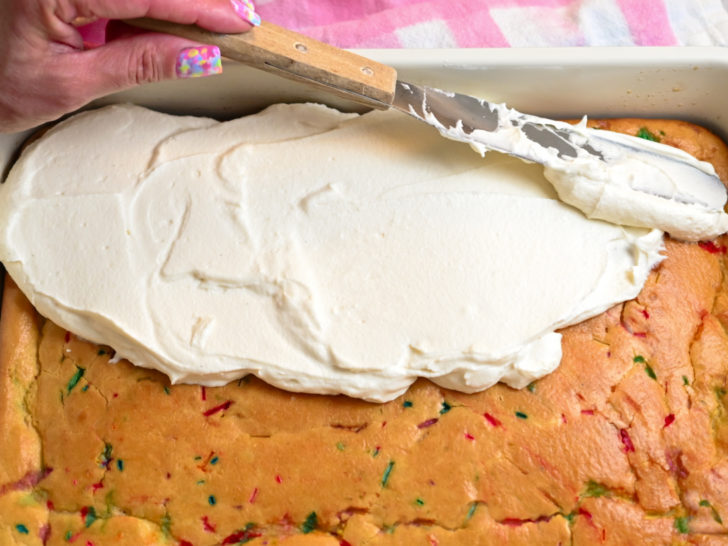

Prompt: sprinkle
xmin=583 ymin=480 xmax=608 ymax=498
xmin=644 ymin=364 xmax=657 ymax=380
xmin=403 ymin=400 xmax=413 ymax=408
xmin=208 ymin=495 xmax=217 ymax=506
xmin=641 ymin=309 xmax=650 ymax=319
xmin=80 ymin=506 xmax=97 ymax=528
xmin=682 ymin=375 xmax=690 ymax=386
xmin=210 ymin=456 xmax=219 ymax=465
xmin=483 ymin=413 xmax=502 ymax=427
xmin=15 ymin=524 xmax=29 ymax=534
xmin=97 ymin=349 xmax=106 ymax=356
xmin=275 ymin=474 xmax=283 ymax=483
xmin=674 ymin=516 xmax=690 ymax=534
xmin=526 ymin=382 xmax=536 ymax=392
xmin=301 ymin=511 xmax=318 ymax=534
xmin=65 ymin=530 xmax=73 ymax=541
xmin=440 ymin=401 xmax=452 ymax=414
xmin=381 ymin=460 xmax=395 ymax=487
xmin=81 ymin=384 xmax=89 ymax=392
xmin=180 ymin=541 xmax=194 ymax=546
xmin=466 ymin=502 xmax=478 ymax=520
xmin=664 ymin=414 xmax=675 ymax=428
xmin=633 ymin=355 xmax=645 ymax=363
xmin=201 ymin=386 xmax=207 ymax=401
xmin=249 ymin=487 xmax=258 ymax=504
xmin=65 ymin=331 xmax=72 ymax=343
xmin=620 ymin=429 xmax=635 ymax=453
xmin=515 ymin=411 xmax=528 ymax=420
xmin=418 ymin=418 xmax=439 ymax=429
xmin=464 ymin=432 xmax=475 ymax=441
xmin=160 ymin=514 xmax=172 ymax=537
xmin=636 ymin=127 xmax=660 ymax=142
xmin=222 ymin=525 xmax=262 ymax=544
xmin=66 ymin=366 xmax=86 ymax=395
xmin=699 ymin=500 xmax=723 ymax=524
xmin=163 ymin=386 xmax=171 ymax=395
xmin=91 ymin=481 xmax=104 ymax=493
xmin=203 ymin=400 xmax=233 ymax=417
xmin=415 ymin=497 xmax=425 ymax=506
xmin=699 ymin=241 xmax=727 ymax=254
xmin=336 ymin=441 xmax=345 ymax=451
xmin=372 ymin=446 xmax=381 ymax=457
xmin=99 ymin=443 xmax=113 ymax=469
xmin=581 ymin=410 xmax=595 ymax=415
xmin=202 ymin=515 xmax=216 ymax=532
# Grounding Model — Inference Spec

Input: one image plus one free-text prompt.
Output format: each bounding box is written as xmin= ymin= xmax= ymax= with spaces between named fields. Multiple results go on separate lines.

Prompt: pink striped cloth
xmin=255 ymin=0 xmax=728 ymax=47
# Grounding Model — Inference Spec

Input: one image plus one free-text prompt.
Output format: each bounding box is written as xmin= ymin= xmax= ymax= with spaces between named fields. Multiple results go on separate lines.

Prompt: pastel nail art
xmin=231 ymin=0 xmax=261 ymax=26
xmin=176 ymin=46 xmax=223 ymax=78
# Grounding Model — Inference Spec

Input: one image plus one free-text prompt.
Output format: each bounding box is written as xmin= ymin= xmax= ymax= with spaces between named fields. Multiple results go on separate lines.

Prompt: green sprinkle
xmin=301 ymin=511 xmax=317 ymax=534
xmin=674 ymin=516 xmax=690 ymax=534
xmin=160 ymin=514 xmax=172 ymax=537
xmin=440 ymin=401 xmax=452 ymax=414
xmin=565 ymin=512 xmax=576 ymax=523
xmin=645 ymin=364 xmax=657 ymax=380
xmin=163 ymin=386 xmax=171 ymax=395
xmin=381 ymin=460 xmax=395 ymax=487
xmin=208 ymin=495 xmax=216 ymax=506
xmin=527 ymin=382 xmax=536 ymax=393
xmin=98 ymin=349 xmax=107 ymax=356
xmin=384 ymin=524 xmax=397 ymax=534
xmin=515 ymin=411 xmax=528 ymax=420
xmin=65 ymin=530 xmax=73 ymax=541
xmin=415 ymin=497 xmax=425 ymax=506
xmin=66 ymin=366 xmax=85 ymax=395
xmin=82 ymin=384 xmax=89 ymax=392
xmin=403 ymin=400 xmax=413 ymax=408
xmin=84 ymin=506 xmax=97 ymax=528
xmin=194 ymin=456 xmax=202 ymax=461
xmin=466 ymin=502 xmax=478 ymax=521
xmin=116 ymin=459 xmax=124 ymax=471
xmin=700 ymin=500 xmax=723 ymax=524
xmin=210 ymin=456 xmax=219 ymax=465
xmin=15 ymin=524 xmax=29 ymax=534
xmin=633 ymin=355 xmax=645 ymax=363
xmin=372 ymin=446 xmax=380 ymax=457
xmin=583 ymin=480 xmax=608 ymax=498
xmin=196 ymin=480 xmax=205 ymax=485
xmin=336 ymin=441 xmax=346 ymax=451
xmin=683 ymin=375 xmax=690 ymax=386
xmin=636 ymin=127 xmax=661 ymax=142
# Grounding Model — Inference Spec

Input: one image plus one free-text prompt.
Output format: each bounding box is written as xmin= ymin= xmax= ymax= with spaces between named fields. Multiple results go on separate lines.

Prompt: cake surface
xmin=1 ymin=118 xmax=728 ymax=545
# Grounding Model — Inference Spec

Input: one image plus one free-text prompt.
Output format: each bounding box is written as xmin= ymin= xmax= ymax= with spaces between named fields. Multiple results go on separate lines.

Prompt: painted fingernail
xmin=175 ymin=46 xmax=223 ymax=78
xmin=231 ymin=0 xmax=261 ymax=26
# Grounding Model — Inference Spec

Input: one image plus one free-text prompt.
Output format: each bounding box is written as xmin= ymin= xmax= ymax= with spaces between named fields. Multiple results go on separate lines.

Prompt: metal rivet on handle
xmin=361 ymin=66 xmax=374 ymax=76
xmin=294 ymin=42 xmax=308 ymax=53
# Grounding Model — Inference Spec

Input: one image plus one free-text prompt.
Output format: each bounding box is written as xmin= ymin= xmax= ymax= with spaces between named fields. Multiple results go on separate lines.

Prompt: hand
xmin=0 ymin=0 xmax=261 ymax=133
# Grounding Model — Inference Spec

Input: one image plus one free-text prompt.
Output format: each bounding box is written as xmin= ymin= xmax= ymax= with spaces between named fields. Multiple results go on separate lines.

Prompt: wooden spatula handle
xmin=125 ymin=18 xmax=397 ymax=109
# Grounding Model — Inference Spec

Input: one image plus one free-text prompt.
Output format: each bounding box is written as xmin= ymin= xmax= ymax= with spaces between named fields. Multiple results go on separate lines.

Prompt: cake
xmin=1 ymin=117 xmax=728 ymax=545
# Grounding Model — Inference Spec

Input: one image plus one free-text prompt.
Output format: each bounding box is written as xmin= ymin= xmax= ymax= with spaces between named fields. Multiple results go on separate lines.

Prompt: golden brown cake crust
xmin=1 ymin=118 xmax=728 ymax=545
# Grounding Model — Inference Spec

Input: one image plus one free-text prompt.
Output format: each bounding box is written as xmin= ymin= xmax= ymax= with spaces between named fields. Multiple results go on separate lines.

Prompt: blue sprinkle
xmin=208 ymin=495 xmax=217 ymax=506
xmin=15 ymin=524 xmax=29 ymax=534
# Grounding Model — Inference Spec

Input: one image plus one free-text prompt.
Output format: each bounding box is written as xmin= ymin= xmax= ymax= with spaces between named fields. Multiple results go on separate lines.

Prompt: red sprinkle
xmin=179 ymin=542 xmax=194 ymax=546
xmin=47 ymin=500 xmax=55 ymax=511
xmin=249 ymin=487 xmax=259 ymax=504
xmin=201 ymin=386 xmax=207 ymax=401
xmin=203 ymin=400 xmax=233 ymax=417
xmin=699 ymin=241 xmax=727 ymax=254
xmin=578 ymin=507 xmax=593 ymax=520
xmin=641 ymin=309 xmax=650 ymax=319
xmin=561 ymin=413 xmax=568 ymax=424
xmin=202 ymin=515 xmax=216 ymax=533
xmin=340 ymin=541 xmax=353 ymax=546
xmin=484 ymin=413 xmax=502 ymax=427
xmin=418 ymin=418 xmax=439 ymax=429
xmin=91 ymin=481 xmax=104 ymax=493
xmin=464 ymin=432 xmax=475 ymax=441
xmin=581 ymin=410 xmax=595 ymax=416
xmin=222 ymin=529 xmax=262 ymax=544
xmin=664 ymin=414 xmax=676 ymax=428
xmin=275 ymin=474 xmax=283 ymax=484
xmin=620 ymin=429 xmax=635 ymax=453
xmin=65 ymin=331 xmax=71 ymax=343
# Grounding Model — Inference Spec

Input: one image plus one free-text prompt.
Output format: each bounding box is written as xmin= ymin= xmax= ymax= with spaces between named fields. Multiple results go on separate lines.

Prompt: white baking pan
xmin=2 ymin=46 xmax=727 ymax=180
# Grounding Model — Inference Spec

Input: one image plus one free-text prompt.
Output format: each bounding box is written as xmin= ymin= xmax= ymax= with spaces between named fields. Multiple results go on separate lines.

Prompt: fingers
xmin=73 ymin=0 xmax=261 ymax=33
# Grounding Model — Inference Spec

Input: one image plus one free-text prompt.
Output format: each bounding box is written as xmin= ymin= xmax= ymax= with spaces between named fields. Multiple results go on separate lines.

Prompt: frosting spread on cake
xmin=421 ymin=101 xmax=728 ymax=241
xmin=0 ymin=104 xmax=668 ymax=401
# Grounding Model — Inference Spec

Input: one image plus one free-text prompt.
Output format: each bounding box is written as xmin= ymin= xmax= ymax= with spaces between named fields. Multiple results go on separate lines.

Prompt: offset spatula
xmin=126 ymin=18 xmax=725 ymax=204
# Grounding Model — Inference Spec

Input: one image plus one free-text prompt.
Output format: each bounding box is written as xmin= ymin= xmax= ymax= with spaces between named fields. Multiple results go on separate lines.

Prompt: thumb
xmin=67 ymin=32 xmax=224 ymax=99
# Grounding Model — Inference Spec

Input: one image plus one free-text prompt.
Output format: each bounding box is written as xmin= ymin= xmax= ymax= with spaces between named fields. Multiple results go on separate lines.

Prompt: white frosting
xmin=419 ymin=100 xmax=728 ymax=242
xmin=0 ymin=104 xmax=666 ymax=401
